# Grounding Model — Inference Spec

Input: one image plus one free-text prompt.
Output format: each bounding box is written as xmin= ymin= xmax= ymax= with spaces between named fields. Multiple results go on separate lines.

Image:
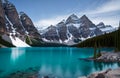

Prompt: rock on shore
xmin=96 ymin=52 xmax=120 ymax=62
xmin=88 ymin=68 xmax=120 ymax=78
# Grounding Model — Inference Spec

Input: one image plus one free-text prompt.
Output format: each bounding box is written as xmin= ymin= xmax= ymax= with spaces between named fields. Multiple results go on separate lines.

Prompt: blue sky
xmin=9 ymin=0 xmax=120 ymax=28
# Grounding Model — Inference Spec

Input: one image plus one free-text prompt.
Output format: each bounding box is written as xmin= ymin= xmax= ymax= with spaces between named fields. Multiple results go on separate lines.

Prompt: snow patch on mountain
xmin=100 ymin=27 xmax=113 ymax=32
xmin=2 ymin=34 xmax=30 ymax=47
xmin=66 ymin=23 xmax=81 ymax=28
xmin=9 ymin=36 xmax=30 ymax=47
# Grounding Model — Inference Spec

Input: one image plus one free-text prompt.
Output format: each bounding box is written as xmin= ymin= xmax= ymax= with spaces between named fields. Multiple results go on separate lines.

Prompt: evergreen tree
xmin=118 ymin=21 xmax=120 ymax=51
xmin=94 ymin=42 xmax=97 ymax=59
xmin=26 ymin=35 xmax=32 ymax=45
xmin=115 ymin=21 xmax=120 ymax=52
xmin=97 ymin=43 xmax=102 ymax=57
xmin=118 ymin=21 xmax=120 ymax=30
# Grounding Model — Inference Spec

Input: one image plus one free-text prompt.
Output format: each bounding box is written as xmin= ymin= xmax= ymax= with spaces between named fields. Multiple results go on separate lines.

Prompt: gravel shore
xmin=88 ymin=68 xmax=120 ymax=78
xmin=96 ymin=52 xmax=120 ymax=62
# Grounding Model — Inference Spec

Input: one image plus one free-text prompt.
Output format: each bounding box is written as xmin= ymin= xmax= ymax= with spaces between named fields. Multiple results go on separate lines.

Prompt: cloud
xmin=91 ymin=16 xmax=119 ymax=27
xmin=85 ymin=0 xmax=120 ymax=14
xmin=34 ymin=0 xmax=120 ymax=28
xmin=34 ymin=15 xmax=69 ymax=29
xmin=78 ymin=0 xmax=120 ymax=27
xmin=85 ymin=0 xmax=120 ymax=27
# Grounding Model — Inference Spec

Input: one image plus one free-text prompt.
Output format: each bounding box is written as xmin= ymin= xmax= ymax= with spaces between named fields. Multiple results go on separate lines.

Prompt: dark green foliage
xmin=76 ymin=30 xmax=120 ymax=48
xmin=97 ymin=48 xmax=102 ymax=57
xmin=94 ymin=42 xmax=97 ymax=59
xmin=115 ymin=21 xmax=120 ymax=51
xmin=115 ymin=29 xmax=120 ymax=52
xmin=0 ymin=36 xmax=15 ymax=47
xmin=97 ymin=43 xmax=102 ymax=57
xmin=30 ymin=38 xmax=43 ymax=46
xmin=93 ymin=42 xmax=102 ymax=59
xmin=25 ymin=35 xmax=32 ymax=45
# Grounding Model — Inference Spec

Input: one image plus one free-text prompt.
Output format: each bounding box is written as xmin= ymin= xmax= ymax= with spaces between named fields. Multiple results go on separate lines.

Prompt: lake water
xmin=0 ymin=47 xmax=119 ymax=78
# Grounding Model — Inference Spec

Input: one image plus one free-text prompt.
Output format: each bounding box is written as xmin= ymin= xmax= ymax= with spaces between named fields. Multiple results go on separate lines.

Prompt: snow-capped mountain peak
xmin=66 ymin=14 xmax=80 ymax=24
xmin=80 ymin=15 xmax=93 ymax=25
xmin=68 ymin=14 xmax=79 ymax=20
xmin=97 ymin=22 xmax=105 ymax=28
xmin=39 ymin=14 xmax=115 ymax=45
xmin=97 ymin=22 xmax=115 ymax=33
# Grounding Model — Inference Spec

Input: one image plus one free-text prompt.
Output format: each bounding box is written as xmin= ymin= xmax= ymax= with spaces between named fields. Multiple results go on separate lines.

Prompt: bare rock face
xmin=68 ymin=25 xmax=80 ymax=38
xmin=88 ymin=68 xmax=120 ymax=78
xmin=20 ymin=12 xmax=41 ymax=39
xmin=79 ymin=15 xmax=97 ymax=38
xmin=5 ymin=17 xmax=12 ymax=33
xmin=0 ymin=0 xmax=6 ymax=34
xmin=42 ymin=25 xmax=59 ymax=41
xmin=3 ymin=1 xmax=25 ymax=35
xmin=80 ymin=15 xmax=95 ymax=28
xmin=66 ymin=14 xmax=80 ymax=24
xmin=57 ymin=21 xmax=68 ymax=41
xmin=96 ymin=22 xmax=106 ymax=28
xmin=79 ymin=26 xmax=91 ymax=38
xmin=94 ymin=28 xmax=103 ymax=36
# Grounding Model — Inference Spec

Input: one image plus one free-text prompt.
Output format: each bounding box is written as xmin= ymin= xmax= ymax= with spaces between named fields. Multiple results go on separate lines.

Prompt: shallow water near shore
xmin=0 ymin=47 xmax=119 ymax=78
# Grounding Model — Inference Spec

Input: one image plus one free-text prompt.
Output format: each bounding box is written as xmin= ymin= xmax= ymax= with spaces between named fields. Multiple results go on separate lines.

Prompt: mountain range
xmin=0 ymin=0 xmax=116 ymax=47
xmin=39 ymin=14 xmax=115 ymax=45
xmin=0 ymin=0 xmax=41 ymax=47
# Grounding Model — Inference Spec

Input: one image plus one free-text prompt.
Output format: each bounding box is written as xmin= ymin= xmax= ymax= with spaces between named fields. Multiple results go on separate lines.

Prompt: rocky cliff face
xmin=79 ymin=15 xmax=99 ymax=38
xmin=20 ymin=12 xmax=41 ymax=39
xmin=57 ymin=21 xmax=68 ymax=41
xmin=3 ymin=1 xmax=25 ymax=35
xmin=42 ymin=25 xmax=59 ymax=41
xmin=0 ymin=0 xmax=6 ymax=34
xmin=68 ymin=25 xmax=80 ymax=38
xmin=0 ymin=0 xmax=41 ymax=45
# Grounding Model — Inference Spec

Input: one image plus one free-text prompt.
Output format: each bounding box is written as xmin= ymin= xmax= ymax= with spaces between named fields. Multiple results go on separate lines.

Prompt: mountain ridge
xmin=0 ymin=0 xmax=41 ymax=47
xmin=39 ymin=14 xmax=115 ymax=45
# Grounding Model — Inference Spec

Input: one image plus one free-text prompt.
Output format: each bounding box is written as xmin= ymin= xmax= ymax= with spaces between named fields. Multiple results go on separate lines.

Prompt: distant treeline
xmin=75 ymin=29 xmax=120 ymax=50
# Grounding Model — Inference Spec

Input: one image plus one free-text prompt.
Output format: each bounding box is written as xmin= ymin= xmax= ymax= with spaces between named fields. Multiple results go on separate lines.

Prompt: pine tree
xmin=94 ymin=42 xmax=97 ymax=59
xmin=115 ymin=21 xmax=120 ymax=52
xmin=118 ymin=21 xmax=120 ymax=30
xmin=97 ymin=43 xmax=102 ymax=57
xmin=118 ymin=21 xmax=120 ymax=51
xmin=26 ymin=35 xmax=32 ymax=45
xmin=115 ymin=30 xmax=117 ymax=52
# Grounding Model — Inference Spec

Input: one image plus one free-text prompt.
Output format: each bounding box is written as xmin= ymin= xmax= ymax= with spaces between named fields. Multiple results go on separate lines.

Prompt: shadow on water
xmin=117 ymin=62 xmax=120 ymax=67
xmin=93 ymin=61 xmax=103 ymax=70
xmin=93 ymin=61 xmax=119 ymax=71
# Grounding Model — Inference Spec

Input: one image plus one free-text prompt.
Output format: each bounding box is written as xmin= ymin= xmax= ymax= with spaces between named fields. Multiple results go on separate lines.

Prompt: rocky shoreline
xmin=78 ymin=68 xmax=120 ymax=78
xmin=87 ymin=68 xmax=120 ymax=78
xmin=96 ymin=52 xmax=120 ymax=62
xmin=79 ymin=52 xmax=120 ymax=62
xmin=2 ymin=66 xmax=120 ymax=78
xmin=78 ymin=52 xmax=120 ymax=78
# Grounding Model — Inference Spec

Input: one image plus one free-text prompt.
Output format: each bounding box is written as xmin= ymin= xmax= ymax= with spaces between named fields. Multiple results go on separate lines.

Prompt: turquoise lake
xmin=0 ymin=47 xmax=120 ymax=78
